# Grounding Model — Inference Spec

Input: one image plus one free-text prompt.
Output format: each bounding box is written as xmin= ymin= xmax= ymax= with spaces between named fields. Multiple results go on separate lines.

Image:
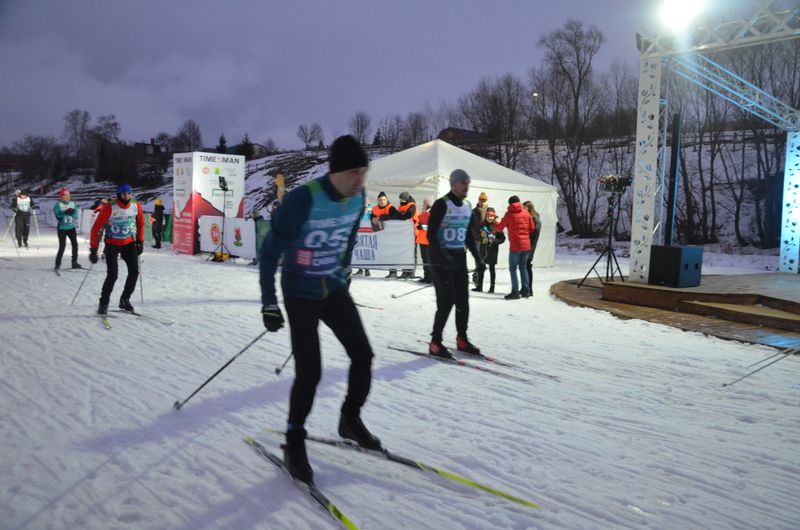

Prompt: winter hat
xmin=116 ymin=184 xmax=133 ymax=195
xmin=399 ymin=191 xmax=410 ymax=202
xmin=478 ymin=191 xmax=488 ymax=201
xmin=329 ymin=135 xmax=369 ymax=173
xmin=154 ymin=198 xmax=162 ymax=206
xmin=14 ymin=189 xmax=20 ymax=195
xmin=449 ymin=169 xmax=470 ymax=186
xmin=508 ymin=195 xmax=520 ymax=204
xmin=486 ymin=207 xmax=496 ymax=215
xmin=59 ymin=188 xmax=70 ymax=199
xmin=377 ymin=191 xmax=387 ymax=199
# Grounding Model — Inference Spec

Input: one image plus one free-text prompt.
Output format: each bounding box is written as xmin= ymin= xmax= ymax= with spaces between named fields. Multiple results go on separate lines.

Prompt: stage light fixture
xmin=658 ymin=0 xmax=705 ymax=33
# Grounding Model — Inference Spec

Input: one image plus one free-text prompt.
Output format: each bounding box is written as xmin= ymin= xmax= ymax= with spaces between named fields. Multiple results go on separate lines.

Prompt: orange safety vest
xmin=416 ymin=210 xmax=430 ymax=245
xmin=372 ymin=203 xmax=393 ymax=217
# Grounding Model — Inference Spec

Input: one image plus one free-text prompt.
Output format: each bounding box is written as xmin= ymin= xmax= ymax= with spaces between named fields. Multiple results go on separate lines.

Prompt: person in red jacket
xmin=494 ymin=195 xmax=535 ymax=300
xmin=89 ymin=184 xmax=144 ymax=314
xmin=416 ymin=197 xmax=433 ymax=283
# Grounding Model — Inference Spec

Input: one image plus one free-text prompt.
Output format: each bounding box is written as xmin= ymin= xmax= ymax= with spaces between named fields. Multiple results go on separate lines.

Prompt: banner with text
xmin=351 ymin=220 xmax=415 ymax=269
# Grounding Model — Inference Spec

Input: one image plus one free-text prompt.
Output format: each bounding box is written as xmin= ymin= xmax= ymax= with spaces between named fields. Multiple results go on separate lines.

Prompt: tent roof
xmin=368 ymin=139 xmax=557 ymax=193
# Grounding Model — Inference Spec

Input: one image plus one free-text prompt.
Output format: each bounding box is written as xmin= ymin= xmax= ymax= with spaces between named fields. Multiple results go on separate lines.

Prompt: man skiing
xmin=89 ymin=184 xmax=144 ymax=315
xmin=11 ymin=189 xmax=35 ymax=248
xmin=426 ymin=169 xmax=483 ymax=358
xmin=259 ymin=135 xmax=380 ymax=484
xmin=53 ymin=188 xmax=82 ymax=270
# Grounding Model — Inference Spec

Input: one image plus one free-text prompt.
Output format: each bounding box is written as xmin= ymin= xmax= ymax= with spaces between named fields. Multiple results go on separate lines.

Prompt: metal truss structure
xmin=630 ymin=0 xmax=800 ymax=281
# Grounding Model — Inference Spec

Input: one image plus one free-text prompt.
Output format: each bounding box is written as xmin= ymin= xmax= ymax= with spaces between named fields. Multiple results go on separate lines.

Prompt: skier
xmin=472 ymin=207 xmax=505 ymax=293
xmin=53 ymin=188 xmax=82 ymax=270
xmin=88 ymin=184 xmax=144 ymax=315
xmin=11 ymin=189 xmax=35 ymax=248
xmin=426 ymin=169 xmax=483 ymax=358
xmin=151 ymin=198 xmax=165 ymax=249
xmin=259 ymin=135 xmax=381 ymax=484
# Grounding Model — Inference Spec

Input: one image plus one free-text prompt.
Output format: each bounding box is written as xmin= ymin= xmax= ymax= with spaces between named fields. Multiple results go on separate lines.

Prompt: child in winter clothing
xmin=53 ymin=188 xmax=82 ymax=269
xmin=472 ymin=207 xmax=505 ymax=293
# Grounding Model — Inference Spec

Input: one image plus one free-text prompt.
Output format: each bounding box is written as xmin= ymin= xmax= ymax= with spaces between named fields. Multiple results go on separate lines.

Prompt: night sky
xmin=0 ymin=0 xmax=759 ymax=150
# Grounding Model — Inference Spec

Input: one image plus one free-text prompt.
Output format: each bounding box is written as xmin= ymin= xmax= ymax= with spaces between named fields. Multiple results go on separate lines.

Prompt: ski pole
xmin=391 ymin=283 xmax=434 ymax=299
xmin=274 ymin=351 xmax=293 ymax=375
xmin=70 ymin=261 xmax=94 ymax=306
xmin=0 ymin=214 xmax=13 ymax=242
xmin=173 ymin=330 xmax=268 ymax=410
xmin=138 ymin=256 xmax=144 ymax=304
xmin=722 ymin=347 xmax=799 ymax=387
xmin=748 ymin=350 xmax=785 ymax=368
xmin=5 ymin=216 xmax=21 ymax=258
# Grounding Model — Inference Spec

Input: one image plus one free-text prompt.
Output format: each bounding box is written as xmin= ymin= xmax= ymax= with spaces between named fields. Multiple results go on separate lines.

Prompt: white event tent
xmin=366 ymin=139 xmax=558 ymax=267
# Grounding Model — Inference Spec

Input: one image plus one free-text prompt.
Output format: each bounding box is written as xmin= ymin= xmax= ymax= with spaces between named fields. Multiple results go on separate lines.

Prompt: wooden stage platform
xmin=550 ymin=273 xmax=800 ymax=350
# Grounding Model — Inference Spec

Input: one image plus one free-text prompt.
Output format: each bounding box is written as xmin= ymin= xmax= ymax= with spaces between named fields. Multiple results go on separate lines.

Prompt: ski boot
xmin=119 ymin=298 xmax=134 ymax=312
xmin=71 ymin=261 xmax=83 ymax=269
xmin=97 ymin=302 xmax=108 ymax=315
xmin=339 ymin=412 xmax=382 ymax=450
xmin=456 ymin=335 xmax=481 ymax=356
xmin=428 ymin=339 xmax=454 ymax=359
xmin=283 ymin=427 xmax=313 ymax=483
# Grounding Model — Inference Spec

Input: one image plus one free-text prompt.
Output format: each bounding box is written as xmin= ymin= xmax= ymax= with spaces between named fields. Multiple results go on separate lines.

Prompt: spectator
xmin=370 ymin=191 xmax=398 ymax=278
xmin=494 ymin=195 xmax=535 ymax=300
xmin=395 ymin=191 xmax=418 ymax=279
xmin=416 ymin=196 xmax=433 ymax=283
xmin=473 ymin=207 xmax=505 ymax=293
xmin=523 ymin=201 xmax=542 ymax=290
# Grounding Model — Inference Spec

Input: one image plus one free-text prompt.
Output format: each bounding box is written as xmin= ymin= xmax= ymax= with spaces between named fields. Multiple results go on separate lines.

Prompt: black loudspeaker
xmin=648 ymin=245 xmax=703 ymax=288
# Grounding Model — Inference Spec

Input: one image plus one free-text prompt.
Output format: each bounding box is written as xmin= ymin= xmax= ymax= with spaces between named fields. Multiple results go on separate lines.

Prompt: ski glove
xmin=134 ymin=241 xmax=143 ymax=255
xmin=65 ymin=208 xmax=75 ymax=215
xmin=262 ymin=304 xmax=284 ymax=332
xmin=89 ymin=248 xmax=98 ymax=264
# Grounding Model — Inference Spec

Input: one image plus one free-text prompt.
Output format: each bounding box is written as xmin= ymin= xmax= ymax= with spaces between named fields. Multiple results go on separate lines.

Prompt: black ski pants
xmin=431 ymin=250 xmax=469 ymax=341
xmin=153 ymin=221 xmax=163 ymax=247
xmin=56 ymin=228 xmax=78 ymax=266
xmin=100 ymin=243 xmax=139 ymax=305
xmin=419 ymin=244 xmax=431 ymax=281
xmin=15 ymin=214 xmax=30 ymax=246
xmin=285 ymin=288 xmax=374 ymax=427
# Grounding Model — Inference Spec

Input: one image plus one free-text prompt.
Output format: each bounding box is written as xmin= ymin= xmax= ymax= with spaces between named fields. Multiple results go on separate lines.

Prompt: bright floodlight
xmin=659 ymin=0 xmax=705 ymax=32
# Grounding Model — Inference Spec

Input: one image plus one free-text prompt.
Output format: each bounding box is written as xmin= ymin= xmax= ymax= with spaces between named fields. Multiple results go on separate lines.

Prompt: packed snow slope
xmin=1 ymin=230 xmax=798 ymax=530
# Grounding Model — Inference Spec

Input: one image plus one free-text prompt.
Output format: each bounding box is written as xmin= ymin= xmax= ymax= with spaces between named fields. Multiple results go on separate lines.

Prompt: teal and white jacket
xmin=53 ymin=200 xmax=79 ymax=231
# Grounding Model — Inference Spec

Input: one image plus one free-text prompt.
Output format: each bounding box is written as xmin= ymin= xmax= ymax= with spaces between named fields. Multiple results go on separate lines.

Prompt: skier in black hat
xmin=259 ymin=134 xmax=380 ymax=484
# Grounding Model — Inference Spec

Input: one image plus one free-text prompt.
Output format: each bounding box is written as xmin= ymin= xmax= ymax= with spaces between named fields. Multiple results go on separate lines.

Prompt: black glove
xmin=65 ymin=208 xmax=75 ymax=215
xmin=89 ymin=248 xmax=98 ymax=264
xmin=134 ymin=241 xmax=143 ymax=255
xmin=262 ymin=304 xmax=284 ymax=332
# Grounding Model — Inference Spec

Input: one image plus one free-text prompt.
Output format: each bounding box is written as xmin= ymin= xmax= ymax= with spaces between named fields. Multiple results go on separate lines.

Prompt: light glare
xmin=659 ymin=0 xmax=705 ymax=32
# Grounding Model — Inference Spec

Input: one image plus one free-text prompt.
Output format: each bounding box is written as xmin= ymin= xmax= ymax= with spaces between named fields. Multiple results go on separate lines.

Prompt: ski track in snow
xmin=1 ymin=229 xmax=799 ymax=529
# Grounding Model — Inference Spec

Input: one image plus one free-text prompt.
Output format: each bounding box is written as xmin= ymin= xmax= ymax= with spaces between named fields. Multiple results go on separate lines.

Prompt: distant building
xmin=437 ymin=127 xmax=488 ymax=144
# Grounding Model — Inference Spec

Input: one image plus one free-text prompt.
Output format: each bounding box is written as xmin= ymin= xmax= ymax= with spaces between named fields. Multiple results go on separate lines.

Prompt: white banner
xmin=351 ymin=220 xmax=415 ymax=269
xmin=198 ymin=215 xmax=257 ymax=259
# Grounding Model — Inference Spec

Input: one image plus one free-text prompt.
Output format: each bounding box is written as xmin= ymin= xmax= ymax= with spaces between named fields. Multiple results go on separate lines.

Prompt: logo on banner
xmin=295 ymin=249 xmax=312 ymax=266
xmin=210 ymin=223 xmax=221 ymax=244
xmin=234 ymin=227 xmax=242 ymax=246
xmin=202 ymin=167 xmax=210 ymax=174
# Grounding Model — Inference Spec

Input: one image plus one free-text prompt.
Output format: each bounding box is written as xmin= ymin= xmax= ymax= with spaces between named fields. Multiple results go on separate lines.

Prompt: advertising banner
xmin=198 ymin=216 xmax=257 ymax=259
xmin=172 ymin=152 xmax=246 ymax=255
xmin=351 ymin=220 xmax=415 ymax=269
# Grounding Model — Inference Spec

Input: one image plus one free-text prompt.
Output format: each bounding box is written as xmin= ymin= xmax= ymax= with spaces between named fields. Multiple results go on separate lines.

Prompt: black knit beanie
xmin=329 ymin=135 xmax=369 ymax=173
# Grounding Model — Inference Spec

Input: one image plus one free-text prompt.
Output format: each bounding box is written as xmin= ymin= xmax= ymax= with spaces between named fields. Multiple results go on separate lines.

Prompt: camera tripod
xmin=578 ymin=192 xmax=625 ymax=287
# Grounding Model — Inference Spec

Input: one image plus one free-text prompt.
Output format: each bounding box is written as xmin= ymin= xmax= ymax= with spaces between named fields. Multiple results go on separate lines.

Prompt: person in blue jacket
xmin=53 ymin=188 xmax=82 ymax=270
xmin=259 ymin=135 xmax=380 ymax=484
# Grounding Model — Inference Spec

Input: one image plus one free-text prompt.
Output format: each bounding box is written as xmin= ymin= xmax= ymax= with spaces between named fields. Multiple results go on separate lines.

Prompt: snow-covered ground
xmin=1 ymin=229 xmax=798 ymax=530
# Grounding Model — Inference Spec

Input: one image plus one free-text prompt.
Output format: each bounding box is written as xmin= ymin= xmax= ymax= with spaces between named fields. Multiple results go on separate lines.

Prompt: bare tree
xmin=13 ymin=135 xmax=63 ymax=180
xmin=348 ymin=111 xmax=372 ymax=144
xmin=155 ymin=132 xmax=172 ymax=152
xmin=172 ymin=119 xmax=203 ymax=152
xmin=297 ymin=122 xmax=324 ymax=150
xmin=62 ymin=109 xmax=91 ymax=163
xmin=530 ymin=20 xmax=606 ymax=236
xmin=378 ymin=114 xmax=403 ymax=150
xmin=401 ymin=112 xmax=428 ymax=147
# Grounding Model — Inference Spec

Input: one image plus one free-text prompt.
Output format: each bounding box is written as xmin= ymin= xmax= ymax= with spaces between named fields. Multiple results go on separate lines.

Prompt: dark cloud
xmin=2 ymin=0 xmax=662 ymax=149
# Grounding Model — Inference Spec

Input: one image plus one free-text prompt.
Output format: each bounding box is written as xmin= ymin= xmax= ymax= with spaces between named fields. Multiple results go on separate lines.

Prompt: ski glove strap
xmin=262 ymin=304 xmax=284 ymax=332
